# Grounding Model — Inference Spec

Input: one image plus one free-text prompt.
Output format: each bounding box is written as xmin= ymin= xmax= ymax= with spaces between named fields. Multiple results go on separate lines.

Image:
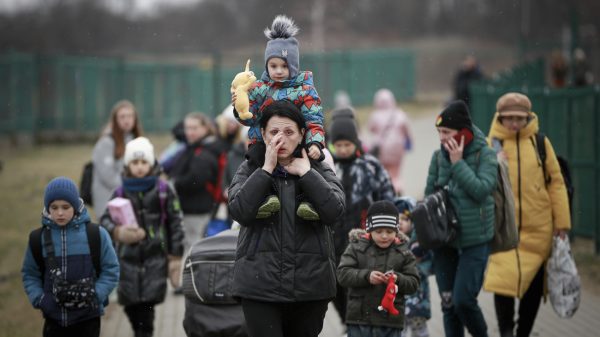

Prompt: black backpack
xmin=536 ymin=133 xmax=574 ymax=217
xmin=80 ymin=161 xmax=94 ymax=206
xmin=28 ymin=222 xmax=102 ymax=282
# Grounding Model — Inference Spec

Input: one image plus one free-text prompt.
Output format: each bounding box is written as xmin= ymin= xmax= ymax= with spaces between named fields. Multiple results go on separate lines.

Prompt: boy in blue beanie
xmin=22 ymin=177 xmax=119 ymax=337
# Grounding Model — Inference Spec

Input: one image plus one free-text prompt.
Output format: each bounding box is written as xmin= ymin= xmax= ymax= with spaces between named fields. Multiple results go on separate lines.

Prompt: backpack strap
xmin=28 ymin=224 xmax=102 ymax=282
xmin=86 ymin=223 xmax=102 ymax=278
xmin=42 ymin=227 xmax=58 ymax=271
xmin=535 ymin=133 xmax=550 ymax=184
xmin=29 ymin=227 xmax=45 ymax=276
xmin=158 ymin=179 xmax=168 ymax=226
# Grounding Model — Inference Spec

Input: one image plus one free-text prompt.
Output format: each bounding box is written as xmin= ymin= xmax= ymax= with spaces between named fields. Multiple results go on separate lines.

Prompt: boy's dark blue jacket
xmin=22 ymin=204 xmax=119 ymax=327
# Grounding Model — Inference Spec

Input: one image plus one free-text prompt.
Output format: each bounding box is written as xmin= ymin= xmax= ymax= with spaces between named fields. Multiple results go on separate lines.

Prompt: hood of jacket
xmin=489 ymin=112 xmax=540 ymax=141
xmin=42 ymin=199 xmax=90 ymax=230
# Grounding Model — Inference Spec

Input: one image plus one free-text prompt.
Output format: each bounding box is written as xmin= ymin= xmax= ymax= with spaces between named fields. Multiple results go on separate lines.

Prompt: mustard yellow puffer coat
xmin=483 ymin=112 xmax=571 ymax=298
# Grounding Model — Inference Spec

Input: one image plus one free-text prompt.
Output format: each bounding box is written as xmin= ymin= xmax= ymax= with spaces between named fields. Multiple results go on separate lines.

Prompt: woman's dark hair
xmin=259 ymin=100 xmax=305 ymax=132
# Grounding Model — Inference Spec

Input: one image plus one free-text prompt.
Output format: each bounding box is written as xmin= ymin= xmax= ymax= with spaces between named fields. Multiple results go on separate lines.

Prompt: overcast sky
xmin=0 ymin=0 xmax=201 ymax=15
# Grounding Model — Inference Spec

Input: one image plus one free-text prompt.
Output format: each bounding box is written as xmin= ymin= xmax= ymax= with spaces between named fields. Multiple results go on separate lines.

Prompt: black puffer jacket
xmin=228 ymin=145 xmax=345 ymax=302
xmin=101 ymin=175 xmax=184 ymax=306
xmin=168 ymin=136 xmax=222 ymax=214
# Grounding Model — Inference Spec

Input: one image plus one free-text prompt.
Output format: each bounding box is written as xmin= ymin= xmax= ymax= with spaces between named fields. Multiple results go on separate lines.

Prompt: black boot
xmin=134 ymin=329 xmax=153 ymax=337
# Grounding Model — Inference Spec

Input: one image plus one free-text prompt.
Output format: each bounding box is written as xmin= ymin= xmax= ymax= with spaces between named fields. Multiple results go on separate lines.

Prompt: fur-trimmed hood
xmin=347 ymin=228 xmax=410 ymax=245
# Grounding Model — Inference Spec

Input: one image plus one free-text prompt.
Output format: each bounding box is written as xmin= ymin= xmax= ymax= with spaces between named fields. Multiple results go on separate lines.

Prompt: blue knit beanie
xmin=264 ymin=15 xmax=300 ymax=79
xmin=44 ymin=177 xmax=81 ymax=212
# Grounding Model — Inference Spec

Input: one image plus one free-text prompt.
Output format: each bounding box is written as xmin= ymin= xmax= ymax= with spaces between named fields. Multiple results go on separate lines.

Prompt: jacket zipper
xmin=516 ymin=132 xmax=523 ymax=297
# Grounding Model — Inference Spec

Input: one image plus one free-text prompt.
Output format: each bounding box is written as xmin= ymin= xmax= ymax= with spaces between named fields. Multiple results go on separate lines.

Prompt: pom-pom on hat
xmin=496 ymin=92 xmax=532 ymax=117
xmin=264 ymin=15 xmax=300 ymax=79
xmin=124 ymin=137 xmax=155 ymax=166
xmin=44 ymin=177 xmax=81 ymax=212
xmin=366 ymin=200 xmax=399 ymax=232
xmin=435 ymin=100 xmax=473 ymax=131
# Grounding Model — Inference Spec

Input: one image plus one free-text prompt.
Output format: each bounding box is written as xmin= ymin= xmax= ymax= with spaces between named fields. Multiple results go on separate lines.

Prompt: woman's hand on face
xmin=262 ymin=134 xmax=283 ymax=173
xmin=444 ymin=135 xmax=464 ymax=164
xmin=285 ymin=148 xmax=311 ymax=177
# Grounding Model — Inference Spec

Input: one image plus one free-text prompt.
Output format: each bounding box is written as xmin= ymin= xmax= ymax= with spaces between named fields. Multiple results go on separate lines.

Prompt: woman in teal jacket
xmin=424 ymin=101 xmax=497 ymax=337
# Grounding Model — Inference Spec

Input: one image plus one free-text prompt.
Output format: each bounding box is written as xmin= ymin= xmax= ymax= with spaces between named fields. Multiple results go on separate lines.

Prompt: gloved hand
xmin=168 ymin=255 xmax=182 ymax=288
xmin=113 ymin=227 xmax=146 ymax=245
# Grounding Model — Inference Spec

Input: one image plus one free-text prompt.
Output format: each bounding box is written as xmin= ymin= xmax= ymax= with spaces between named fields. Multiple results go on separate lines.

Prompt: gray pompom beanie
xmin=264 ymin=15 xmax=300 ymax=79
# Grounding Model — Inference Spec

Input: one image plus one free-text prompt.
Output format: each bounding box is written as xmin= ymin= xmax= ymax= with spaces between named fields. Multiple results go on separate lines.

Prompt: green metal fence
xmin=470 ymin=81 xmax=600 ymax=253
xmin=0 ymin=49 xmax=415 ymax=134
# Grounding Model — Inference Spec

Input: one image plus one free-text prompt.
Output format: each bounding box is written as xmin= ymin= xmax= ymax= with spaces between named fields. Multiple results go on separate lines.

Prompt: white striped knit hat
xmin=366 ymin=200 xmax=399 ymax=232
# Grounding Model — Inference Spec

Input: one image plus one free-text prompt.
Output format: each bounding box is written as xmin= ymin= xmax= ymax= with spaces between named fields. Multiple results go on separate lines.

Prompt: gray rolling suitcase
xmin=182 ymin=229 xmax=247 ymax=337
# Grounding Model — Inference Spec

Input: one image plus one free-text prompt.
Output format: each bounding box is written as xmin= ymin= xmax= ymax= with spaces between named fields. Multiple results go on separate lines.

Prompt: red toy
xmin=378 ymin=274 xmax=400 ymax=316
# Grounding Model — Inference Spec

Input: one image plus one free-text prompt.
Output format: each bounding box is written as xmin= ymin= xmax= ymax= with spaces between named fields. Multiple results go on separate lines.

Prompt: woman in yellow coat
xmin=483 ymin=92 xmax=571 ymax=337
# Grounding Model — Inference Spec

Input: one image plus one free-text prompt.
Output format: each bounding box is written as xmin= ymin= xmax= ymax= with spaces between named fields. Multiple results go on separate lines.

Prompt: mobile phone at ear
xmin=452 ymin=129 xmax=473 ymax=144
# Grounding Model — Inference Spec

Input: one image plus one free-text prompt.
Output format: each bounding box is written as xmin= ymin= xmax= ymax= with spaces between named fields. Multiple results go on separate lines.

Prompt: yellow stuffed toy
xmin=230 ymin=59 xmax=256 ymax=120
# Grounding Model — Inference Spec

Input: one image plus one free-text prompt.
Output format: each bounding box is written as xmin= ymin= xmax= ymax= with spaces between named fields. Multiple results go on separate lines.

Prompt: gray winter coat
xmin=92 ymin=133 xmax=132 ymax=216
xmin=228 ymin=154 xmax=345 ymax=302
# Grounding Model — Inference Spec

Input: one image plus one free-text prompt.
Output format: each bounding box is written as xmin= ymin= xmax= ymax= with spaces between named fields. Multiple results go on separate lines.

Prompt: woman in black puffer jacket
xmin=228 ymin=100 xmax=345 ymax=337
xmin=101 ymin=137 xmax=184 ymax=337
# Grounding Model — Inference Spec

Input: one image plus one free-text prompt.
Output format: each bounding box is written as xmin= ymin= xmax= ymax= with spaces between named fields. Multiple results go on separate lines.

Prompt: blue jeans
xmin=433 ymin=243 xmax=490 ymax=337
xmin=347 ymin=324 xmax=402 ymax=337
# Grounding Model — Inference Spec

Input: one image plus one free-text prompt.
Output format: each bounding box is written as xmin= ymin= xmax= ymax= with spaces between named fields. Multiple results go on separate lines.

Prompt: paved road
xmin=101 ymin=104 xmax=600 ymax=337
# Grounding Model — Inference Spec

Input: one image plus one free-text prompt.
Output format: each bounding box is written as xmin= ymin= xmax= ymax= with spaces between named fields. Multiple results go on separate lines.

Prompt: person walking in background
xmin=92 ymin=100 xmax=143 ymax=218
xmin=100 ymin=137 xmax=185 ymax=337
xmin=328 ymin=107 xmax=395 ymax=323
xmin=337 ymin=200 xmax=420 ymax=337
xmin=158 ymin=119 xmax=186 ymax=175
xmin=365 ymin=88 xmax=413 ymax=194
xmin=216 ymin=105 xmax=245 ymax=153
xmin=483 ymin=93 xmax=571 ymax=337
xmin=395 ymin=197 xmax=432 ymax=337
xmin=549 ymin=50 xmax=568 ymax=88
xmin=425 ymin=101 xmax=497 ymax=337
xmin=220 ymin=105 xmax=249 ymax=202
xmin=22 ymin=177 xmax=119 ymax=337
xmin=228 ymin=100 xmax=345 ymax=337
xmin=167 ymin=112 xmax=220 ymax=252
xmin=453 ymin=55 xmax=483 ymax=108
xmin=572 ymin=48 xmax=593 ymax=87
